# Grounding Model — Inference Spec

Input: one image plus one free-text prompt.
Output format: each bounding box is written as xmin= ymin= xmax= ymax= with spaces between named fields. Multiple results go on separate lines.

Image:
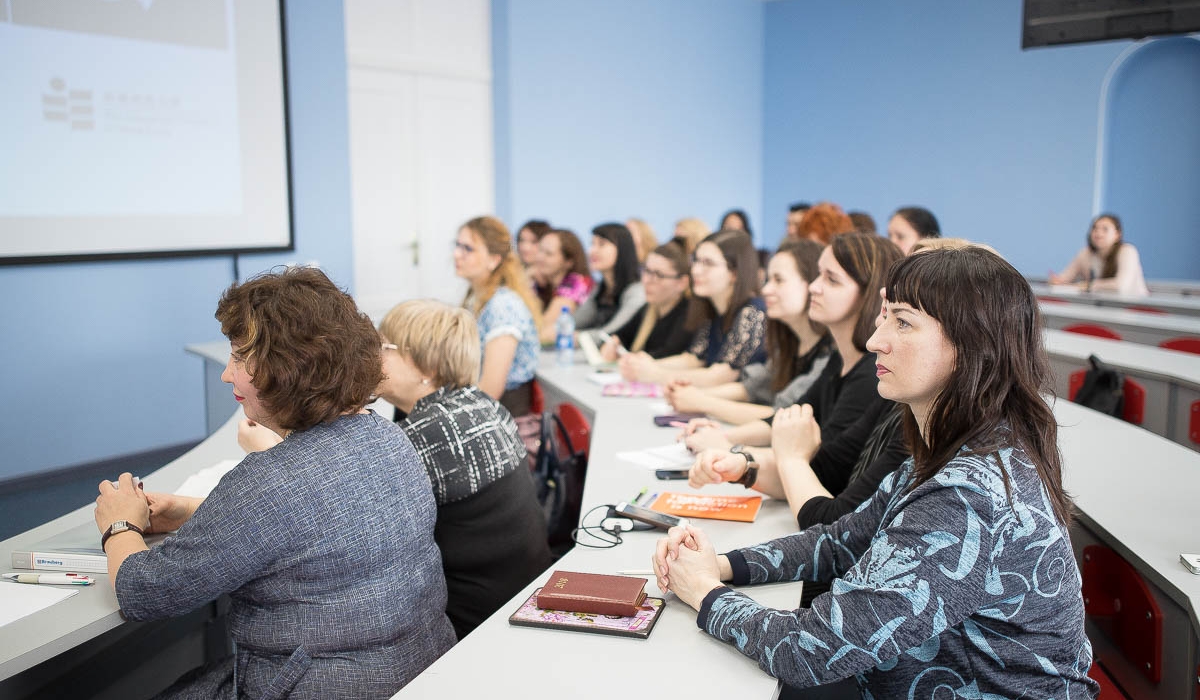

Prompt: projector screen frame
xmin=0 ymin=0 xmax=296 ymax=267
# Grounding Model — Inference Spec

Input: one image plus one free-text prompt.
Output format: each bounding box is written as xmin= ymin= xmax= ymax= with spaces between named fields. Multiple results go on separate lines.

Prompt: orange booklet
xmin=648 ymin=492 xmax=763 ymax=523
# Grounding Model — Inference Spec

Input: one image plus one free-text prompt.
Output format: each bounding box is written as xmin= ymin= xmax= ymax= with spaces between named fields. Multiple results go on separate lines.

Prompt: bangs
xmin=884 ymin=248 xmax=965 ymax=323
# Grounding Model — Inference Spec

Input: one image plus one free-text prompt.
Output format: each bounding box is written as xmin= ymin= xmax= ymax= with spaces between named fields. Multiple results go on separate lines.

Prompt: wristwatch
xmin=730 ymin=445 xmax=758 ymax=488
xmin=101 ymin=520 xmax=145 ymax=550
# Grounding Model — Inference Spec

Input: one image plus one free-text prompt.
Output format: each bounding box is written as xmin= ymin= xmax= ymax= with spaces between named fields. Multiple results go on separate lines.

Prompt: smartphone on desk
xmin=653 ymin=412 xmax=704 ymax=427
xmin=614 ymin=502 xmax=685 ymax=530
xmin=655 ymin=469 xmax=690 ymax=480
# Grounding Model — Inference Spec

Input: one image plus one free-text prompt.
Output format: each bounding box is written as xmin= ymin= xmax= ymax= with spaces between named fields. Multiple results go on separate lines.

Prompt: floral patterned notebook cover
xmin=508 ymin=587 xmax=665 ymax=639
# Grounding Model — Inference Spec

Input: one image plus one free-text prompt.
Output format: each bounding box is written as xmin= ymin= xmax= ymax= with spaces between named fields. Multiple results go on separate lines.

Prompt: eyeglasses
xmin=641 ymin=267 xmax=682 ymax=281
xmin=453 ymin=241 xmax=476 ymax=254
xmin=691 ymin=256 xmax=726 ymax=270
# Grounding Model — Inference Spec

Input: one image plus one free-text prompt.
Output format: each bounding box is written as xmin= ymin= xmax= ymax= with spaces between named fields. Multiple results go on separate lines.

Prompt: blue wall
xmin=1101 ymin=37 xmax=1200 ymax=280
xmin=0 ymin=0 xmax=353 ymax=482
xmin=493 ymin=0 xmax=765 ymax=245
xmin=762 ymin=1 xmax=1128 ymax=274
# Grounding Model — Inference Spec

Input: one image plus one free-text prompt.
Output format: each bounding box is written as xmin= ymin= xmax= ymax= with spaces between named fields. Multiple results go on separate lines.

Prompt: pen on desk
xmin=617 ymin=569 xmax=654 ymax=576
xmin=645 ymin=493 xmax=658 ymax=506
xmin=3 ymin=572 xmax=95 ymax=586
xmin=631 ymin=487 xmax=648 ymax=505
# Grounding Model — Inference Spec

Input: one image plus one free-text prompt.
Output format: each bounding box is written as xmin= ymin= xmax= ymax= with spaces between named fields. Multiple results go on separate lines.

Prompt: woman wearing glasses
xmin=599 ymin=240 xmax=693 ymax=361
xmin=653 ymin=247 xmax=1097 ymax=698
xmin=454 ymin=216 xmax=543 ymax=416
xmin=619 ymin=229 xmax=766 ymax=387
xmin=575 ymin=223 xmax=645 ymax=335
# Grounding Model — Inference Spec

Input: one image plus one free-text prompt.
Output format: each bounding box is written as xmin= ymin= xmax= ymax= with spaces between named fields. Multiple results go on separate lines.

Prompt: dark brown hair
xmin=767 ymin=238 xmax=827 ymax=391
xmin=885 ymin=247 xmax=1073 ymax=526
xmin=215 ymin=266 xmax=382 ymax=432
xmin=685 ymin=229 xmax=760 ymax=334
xmin=829 ymin=233 xmax=904 ymax=351
xmin=537 ymin=228 xmax=591 ymax=309
xmin=518 ymin=219 xmax=552 ymax=241
xmin=1086 ymin=213 xmax=1124 ymax=279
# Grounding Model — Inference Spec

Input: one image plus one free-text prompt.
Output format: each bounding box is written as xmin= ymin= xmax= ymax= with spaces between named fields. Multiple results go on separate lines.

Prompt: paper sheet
xmin=616 ymin=443 xmax=694 ymax=470
xmin=174 ymin=459 xmax=241 ymax=498
xmin=0 ymin=582 xmax=78 ymax=628
xmin=586 ymin=371 xmax=624 ymax=386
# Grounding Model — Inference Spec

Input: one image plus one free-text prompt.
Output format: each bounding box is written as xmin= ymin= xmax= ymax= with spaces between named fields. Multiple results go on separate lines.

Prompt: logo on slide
xmin=43 ymin=77 xmax=94 ymax=131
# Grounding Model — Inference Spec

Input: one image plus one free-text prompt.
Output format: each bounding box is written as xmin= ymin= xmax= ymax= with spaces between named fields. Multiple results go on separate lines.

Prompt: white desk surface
xmin=1043 ymin=328 xmax=1200 ymax=393
xmin=184 ymin=340 xmax=231 ymax=365
xmin=1031 ymin=283 xmax=1200 ymax=317
xmin=1040 ymin=301 xmax=1200 ymax=338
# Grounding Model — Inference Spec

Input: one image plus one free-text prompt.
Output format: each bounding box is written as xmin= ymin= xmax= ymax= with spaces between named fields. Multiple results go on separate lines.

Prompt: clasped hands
xmin=651 ymin=523 xmax=729 ymax=610
xmin=93 ymin=472 xmax=196 ymax=538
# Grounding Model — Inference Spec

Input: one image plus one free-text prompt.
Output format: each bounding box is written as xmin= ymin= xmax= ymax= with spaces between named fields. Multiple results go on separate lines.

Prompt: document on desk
xmin=174 ymin=459 xmax=241 ymax=498
xmin=616 ymin=443 xmax=694 ymax=470
xmin=0 ymin=582 xmax=78 ymax=628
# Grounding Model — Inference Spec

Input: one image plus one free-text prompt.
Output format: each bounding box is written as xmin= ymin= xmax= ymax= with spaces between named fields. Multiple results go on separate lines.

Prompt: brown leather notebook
xmin=535 ymin=570 xmax=648 ymax=617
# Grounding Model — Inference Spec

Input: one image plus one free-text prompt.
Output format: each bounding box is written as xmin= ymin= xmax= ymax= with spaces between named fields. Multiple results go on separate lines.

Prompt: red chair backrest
xmin=1064 ymin=323 xmax=1123 ymax=341
xmin=556 ymin=402 xmax=591 ymax=461
xmin=1191 ymin=400 xmax=1200 ymax=445
xmin=1159 ymin=337 xmax=1200 ymax=355
xmin=530 ymin=380 xmax=545 ymax=415
xmin=1067 ymin=371 xmax=1145 ymax=425
xmin=1080 ymin=544 xmax=1162 ymax=686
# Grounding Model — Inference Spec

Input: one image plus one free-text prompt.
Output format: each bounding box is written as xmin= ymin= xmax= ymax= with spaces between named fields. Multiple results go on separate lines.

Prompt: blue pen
xmin=643 ymin=493 xmax=659 ymax=506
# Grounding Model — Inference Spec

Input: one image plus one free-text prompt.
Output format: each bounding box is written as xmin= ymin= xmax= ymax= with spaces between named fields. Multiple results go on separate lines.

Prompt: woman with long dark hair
xmin=575 ymin=223 xmax=645 ymax=334
xmin=619 ymin=229 xmax=765 ymax=387
xmin=1049 ymin=213 xmax=1148 ymax=296
xmin=664 ymin=238 xmax=831 ymax=425
xmin=653 ymin=247 xmax=1096 ymax=697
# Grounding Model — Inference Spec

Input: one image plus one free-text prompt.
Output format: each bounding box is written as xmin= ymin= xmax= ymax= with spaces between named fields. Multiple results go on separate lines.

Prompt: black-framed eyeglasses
xmin=690 ymin=255 xmax=726 ymax=270
xmin=641 ymin=266 xmax=682 ymax=281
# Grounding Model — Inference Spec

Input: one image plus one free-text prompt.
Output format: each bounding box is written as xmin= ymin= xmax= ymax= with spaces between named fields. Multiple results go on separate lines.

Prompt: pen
xmin=3 ymin=572 xmax=95 ymax=586
xmin=645 ymin=493 xmax=658 ymax=506
xmin=631 ymin=487 xmax=648 ymax=505
xmin=617 ymin=569 xmax=654 ymax=576
xmin=596 ymin=330 xmax=628 ymax=356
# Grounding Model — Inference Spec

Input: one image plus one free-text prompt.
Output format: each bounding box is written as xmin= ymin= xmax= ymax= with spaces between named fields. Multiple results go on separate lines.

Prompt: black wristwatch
xmin=101 ymin=520 xmax=145 ymax=550
xmin=730 ymin=445 xmax=758 ymax=488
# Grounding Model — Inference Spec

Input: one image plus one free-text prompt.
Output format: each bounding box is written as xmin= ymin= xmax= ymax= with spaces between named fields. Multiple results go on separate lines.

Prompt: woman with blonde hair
xmin=626 ymin=217 xmax=659 ymax=263
xmin=378 ymin=300 xmax=551 ymax=640
xmin=671 ymin=217 xmax=712 ymax=257
xmin=455 ymin=216 xmax=543 ymax=416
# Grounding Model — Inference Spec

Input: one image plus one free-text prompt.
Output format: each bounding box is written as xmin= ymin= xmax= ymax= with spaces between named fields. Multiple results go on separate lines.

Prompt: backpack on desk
xmin=531 ymin=411 xmax=587 ymax=558
xmin=1072 ymin=354 xmax=1125 ymax=418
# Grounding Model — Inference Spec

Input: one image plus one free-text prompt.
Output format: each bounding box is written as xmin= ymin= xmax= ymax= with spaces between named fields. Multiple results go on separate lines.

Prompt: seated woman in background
xmin=619 ymin=229 xmax=765 ymax=387
xmin=535 ymin=228 xmax=593 ymax=343
xmin=847 ymin=210 xmax=876 ymax=235
xmin=515 ymin=218 xmax=551 ymax=284
xmin=683 ymin=234 xmax=902 ymax=506
xmin=653 ymin=246 xmax=1097 ymax=698
xmin=574 ymin=223 xmax=645 ymax=335
xmin=886 ymin=205 xmax=941 ymax=255
xmin=794 ymin=201 xmax=854 ymax=245
xmin=1049 ymin=213 xmax=1149 ymax=296
xmin=665 ymin=239 xmax=832 ymax=425
xmin=94 ymin=267 xmax=455 ymax=698
xmin=672 ymin=216 xmax=712 ymax=257
xmin=456 ymin=216 xmax=543 ymax=416
xmin=378 ymin=300 xmax=552 ymax=640
xmin=626 ymin=217 xmax=658 ymax=263
xmin=719 ymin=208 xmax=753 ymax=238
xmin=599 ymin=240 xmax=693 ymax=361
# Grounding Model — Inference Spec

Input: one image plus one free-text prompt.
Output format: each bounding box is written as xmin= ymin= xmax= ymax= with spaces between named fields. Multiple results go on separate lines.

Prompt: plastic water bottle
xmin=555 ymin=306 xmax=575 ymax=367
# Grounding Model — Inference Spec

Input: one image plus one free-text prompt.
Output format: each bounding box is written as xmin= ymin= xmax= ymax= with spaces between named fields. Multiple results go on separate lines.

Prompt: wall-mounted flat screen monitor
xmin=0 ymin=0 xmax=292 ymax=264
xmin=1023 ymin=0 xmax=1200 ymax=49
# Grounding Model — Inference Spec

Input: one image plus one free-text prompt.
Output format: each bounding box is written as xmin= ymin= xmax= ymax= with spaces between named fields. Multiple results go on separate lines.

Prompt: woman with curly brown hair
xmin=93 ymin=266 xmax=455 ymax=698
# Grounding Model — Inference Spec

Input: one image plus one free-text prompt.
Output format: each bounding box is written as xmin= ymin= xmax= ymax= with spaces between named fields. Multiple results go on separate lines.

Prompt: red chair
xmin=1124 ymin=305 xmax=1168 ymax=315
xmin=1159 ymin=337 xmax=1200 ymax=355
xmin=556 ymin=402 xmax=591 ymax=461
xmin=1037 ymin=296 xmax=1068 ymax=305
xmin=1191 ymin=401 xmax=1200 ymax=446
xmin=1080 ymin=544 xmax=1163 ymax=687
xmin=530 ymin=379 xmax=545 ymax=415
xmin=1068 ymin=371 xmax=1146 ymax=425
xmin=1064 ymin=323 xmax=1123 ymax=341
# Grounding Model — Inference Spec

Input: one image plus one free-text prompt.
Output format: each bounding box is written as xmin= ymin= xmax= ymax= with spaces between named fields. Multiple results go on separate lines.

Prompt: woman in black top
xmin=598 ymin=240 xmax=692 ymax=360
xmin=686 ymin=233 xmax=904 ymax=514
xmin=575 ymin=222 xmax=644 ymax=334
xmin=378 ymin=299 xmax=552 ymax=640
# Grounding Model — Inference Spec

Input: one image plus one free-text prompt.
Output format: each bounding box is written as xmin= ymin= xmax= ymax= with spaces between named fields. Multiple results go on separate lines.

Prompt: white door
xmin=344 ymin=0 xmax=494 ymax=320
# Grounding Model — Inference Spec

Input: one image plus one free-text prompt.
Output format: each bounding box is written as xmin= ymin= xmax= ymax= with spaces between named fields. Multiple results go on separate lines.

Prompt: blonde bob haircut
xmin=378 ymin=299 xmax=481 ymax=391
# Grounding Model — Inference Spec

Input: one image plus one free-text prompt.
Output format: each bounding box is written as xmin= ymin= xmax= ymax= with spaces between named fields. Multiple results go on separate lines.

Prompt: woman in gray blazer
xmin=94 ymin=267 xmax=455 ymax=699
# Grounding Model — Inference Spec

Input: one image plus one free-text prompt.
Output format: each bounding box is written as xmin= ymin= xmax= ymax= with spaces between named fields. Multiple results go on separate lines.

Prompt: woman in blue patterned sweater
xmin=652 ymin=247 xmax=1098 ymax=698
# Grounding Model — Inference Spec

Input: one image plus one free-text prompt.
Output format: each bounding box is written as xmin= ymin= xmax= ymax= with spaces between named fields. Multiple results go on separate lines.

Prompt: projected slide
xmin=0 ymin=0 xmax=291 ymax=262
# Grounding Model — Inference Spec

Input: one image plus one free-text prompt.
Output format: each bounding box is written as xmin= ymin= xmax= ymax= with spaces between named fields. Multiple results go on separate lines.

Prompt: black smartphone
xmin=653 ymin=412 xmax=704 ymax=427
xmin=614 ymin=501 xmax=684 ymax=530
xmin=654 ymin=469 xmax=690 ymax=480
